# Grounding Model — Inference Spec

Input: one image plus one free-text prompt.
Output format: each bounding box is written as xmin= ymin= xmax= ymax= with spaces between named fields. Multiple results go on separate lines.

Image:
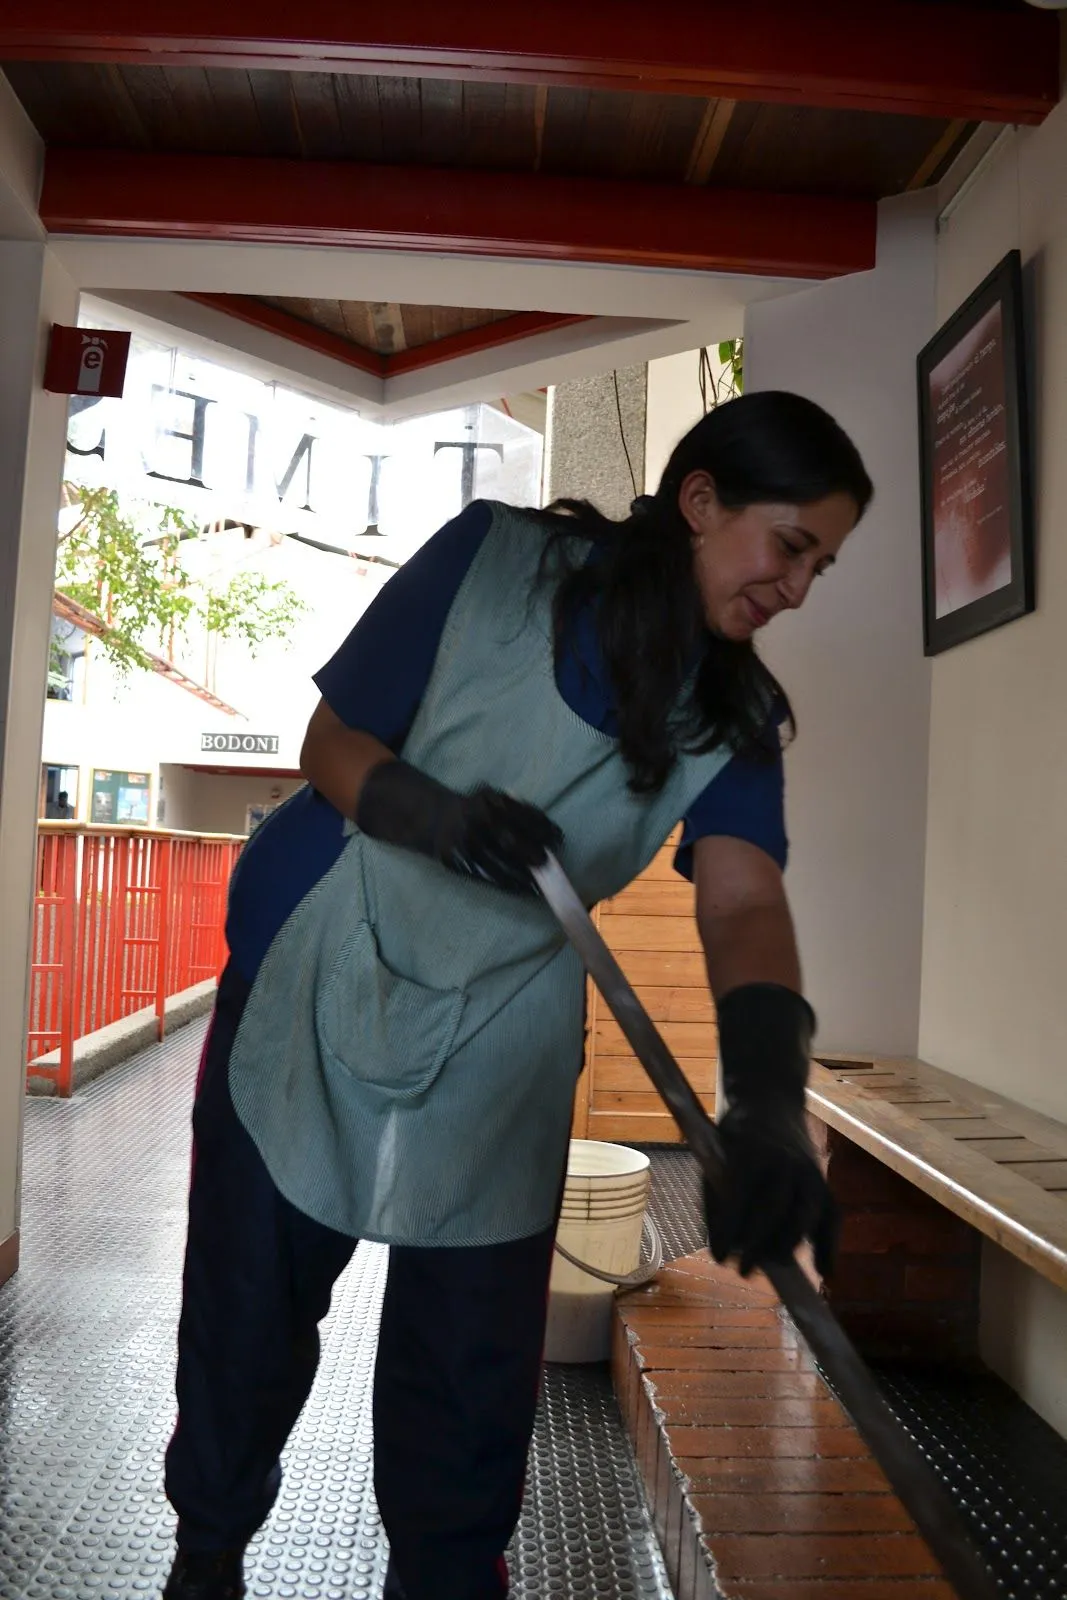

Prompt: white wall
xmin=918 ymin=101 xmax=1067 ymax=1437
xmin=920 ymin=111 xmax=1067 ymax=1121
xmin=741 ymin=194 xmax=937 ymax=1055
xmin=645 ymin=351 xmax=707 ymax=490
xmin=159 ymin=766 xmax=305 ymax=836
xmin=0 ymin=245 xmax=78 ymax=1268
xmin=980 ymin=1242 xmax=1067 ymax=1439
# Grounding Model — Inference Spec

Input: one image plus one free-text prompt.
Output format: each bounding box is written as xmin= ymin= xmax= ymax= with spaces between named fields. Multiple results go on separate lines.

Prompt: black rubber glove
xmin=705 ymin=983 xmax=838 ymax=1278
xmin=356 ymin=759 xmax=563 ymax=895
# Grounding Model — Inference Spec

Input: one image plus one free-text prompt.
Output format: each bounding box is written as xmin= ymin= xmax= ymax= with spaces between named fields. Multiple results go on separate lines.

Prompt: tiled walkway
xmin=0 ymin=1019 xmax=673 ymax=1600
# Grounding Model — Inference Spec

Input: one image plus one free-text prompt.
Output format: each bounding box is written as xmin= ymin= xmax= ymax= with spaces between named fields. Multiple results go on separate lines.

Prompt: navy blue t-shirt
xmin=226 ymin=502 xmax=788 ymax=982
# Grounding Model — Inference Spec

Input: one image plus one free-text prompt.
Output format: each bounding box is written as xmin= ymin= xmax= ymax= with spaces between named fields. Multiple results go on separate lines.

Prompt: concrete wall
xmin=741 ymin=194 xmax=937 ymax=1056
xmin=545 ymin=365 xmax=646 ymax=516
xmin=918 ymin=102 xmax=1067 ymax=1437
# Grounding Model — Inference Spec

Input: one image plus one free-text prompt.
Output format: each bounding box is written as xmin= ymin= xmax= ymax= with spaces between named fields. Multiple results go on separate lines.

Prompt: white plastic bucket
xmin=544 ymin=1140 xmax=660 ymax=1364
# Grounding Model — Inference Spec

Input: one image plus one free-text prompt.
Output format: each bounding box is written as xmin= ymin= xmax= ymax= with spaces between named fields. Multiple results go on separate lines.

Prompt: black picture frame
xmin=917 ymin=249 xmax=1034 ymax=656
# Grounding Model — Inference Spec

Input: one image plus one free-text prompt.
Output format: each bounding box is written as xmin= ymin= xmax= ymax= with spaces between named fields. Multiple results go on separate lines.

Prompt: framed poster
xmin=91 ymin=769 xmax=151 ymax=825
xmin=917 ymin=249 xmax=1034 ymax=656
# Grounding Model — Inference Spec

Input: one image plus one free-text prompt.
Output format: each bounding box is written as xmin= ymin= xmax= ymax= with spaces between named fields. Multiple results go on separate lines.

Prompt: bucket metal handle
xmin=552 ymin=1211 xmax=664 ymax=1290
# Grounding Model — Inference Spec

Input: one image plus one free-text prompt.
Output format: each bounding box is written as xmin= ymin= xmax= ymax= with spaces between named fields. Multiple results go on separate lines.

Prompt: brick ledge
xmin=612 ymin=1251 xmax=954 ymax=1600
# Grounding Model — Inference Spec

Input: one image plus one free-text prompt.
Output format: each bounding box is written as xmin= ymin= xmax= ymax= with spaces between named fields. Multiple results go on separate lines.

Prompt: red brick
xmin=639 ymin=1346 xmax=813 ymax=1372
xmin=694 ymin=1546 xmax=720 ymax=1600
xmin=628 ymin=1323 xmax=799 ymax=1350
xmin=677 ymin=1511 xmax=698 ymax=1600
xmin=826 ymin=1156 xmax=923 ymax=1209
xmin=708 ymin=1533 xmax=941 ymax=1580
xmin=654 ymin=1427 xmax=672 ymax=1547
xmin=636 ymin=1388 xmax=655 ymax=1486
xmin=624 ymin=1356 xmax=643 ymax=1440
xmin=664 ymin=1465 xmax=686 ymax=1591
xmin=657 ymin=1255 xmax=777 ymax=1299
xmin=678 ymin=1457 xmax=892 ymax=1496
xmin=824 ymin=1254 xmax=907 ymax=1301
xmin=648 ymin=1371 xmax=828 ymax=1401
xmin=655 ymin=1397 xmax=846 ymax=1429
xmin=692 ymin=1492 xmax=913 ymax=1535
xmin=902 ymin=1261 xmax=980 ymax=1303
xmin=626 ymin=1285 xmax=772 ymax=1312
xmin=837 ymin=1210 xmax=975 ymax=1256
xmin=727 ymin=1582 xmax=956 ymax=1600
xmin=668 ymin=1426 xmax=870 ymax=1460
xmin=625 ymin=1307 xmax=782 ymax=1331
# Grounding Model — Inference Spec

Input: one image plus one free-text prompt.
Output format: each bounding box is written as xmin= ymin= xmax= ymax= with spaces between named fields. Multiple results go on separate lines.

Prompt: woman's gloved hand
xmin=705 ymin=983 xmax=838 ymax=1278
xmin=356 ymin=759 xmax=563 ymax=895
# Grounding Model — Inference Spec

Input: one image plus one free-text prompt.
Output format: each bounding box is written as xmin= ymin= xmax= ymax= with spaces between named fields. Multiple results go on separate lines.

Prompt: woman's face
xmin=680 ymin=470 xmax=860 ymax=642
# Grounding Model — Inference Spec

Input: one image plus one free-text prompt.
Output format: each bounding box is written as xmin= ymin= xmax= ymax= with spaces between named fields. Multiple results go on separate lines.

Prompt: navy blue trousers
xmin=166 ymin=963 xmax=559 ymax=1600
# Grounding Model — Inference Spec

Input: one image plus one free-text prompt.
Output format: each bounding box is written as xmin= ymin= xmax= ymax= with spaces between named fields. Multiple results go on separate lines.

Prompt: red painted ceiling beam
xmin=40 ymin=151 xmax=877 ymax=280
xmin=1 ymin=1 xmax=1058 ymax=123
xmin=183 ymin=294 xmax=591 ymax=379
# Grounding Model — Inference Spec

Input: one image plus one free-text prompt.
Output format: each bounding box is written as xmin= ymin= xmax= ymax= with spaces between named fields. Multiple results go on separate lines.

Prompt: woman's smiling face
xmin=679 ymin=471 xmax=860 ymax=641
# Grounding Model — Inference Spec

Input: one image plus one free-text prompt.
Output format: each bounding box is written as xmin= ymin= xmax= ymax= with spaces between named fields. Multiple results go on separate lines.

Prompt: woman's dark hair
xmin=538 ymin=390 xmax=873 ymax=794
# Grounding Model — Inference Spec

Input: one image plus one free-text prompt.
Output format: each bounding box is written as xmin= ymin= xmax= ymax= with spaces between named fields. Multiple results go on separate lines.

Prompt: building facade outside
xmin=41 ymin=325 xmax=544 ymax=836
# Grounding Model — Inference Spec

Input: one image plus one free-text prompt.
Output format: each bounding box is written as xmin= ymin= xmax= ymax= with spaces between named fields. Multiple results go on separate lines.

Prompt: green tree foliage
xmin=55 ymin=486 xmax=306 ymax=677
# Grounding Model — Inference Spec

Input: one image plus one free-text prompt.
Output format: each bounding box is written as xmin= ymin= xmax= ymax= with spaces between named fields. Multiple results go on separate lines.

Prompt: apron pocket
xmin=315 ymin=920 xmax=465 ymax=1100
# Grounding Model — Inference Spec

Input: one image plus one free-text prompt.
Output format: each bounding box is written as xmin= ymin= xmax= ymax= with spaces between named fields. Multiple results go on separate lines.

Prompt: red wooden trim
xmin=185 ymin=295 xmax=591 ymax=378
xmin=1 ymin=2 xmax=1058 ymax=123
xmin=184 ymin=292 xmax=386 ymax=377
xmin=41 ymin=152 xmax=877 ymax=280
xmin=386 ymin=312 xmax=591 ymax=377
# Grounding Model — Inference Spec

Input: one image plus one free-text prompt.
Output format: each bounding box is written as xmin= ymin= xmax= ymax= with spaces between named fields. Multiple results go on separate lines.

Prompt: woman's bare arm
xmin=694 ymin=834 xmax=802 ymax=1002
xmin=299 ymin=699 xmax=395 ymax=820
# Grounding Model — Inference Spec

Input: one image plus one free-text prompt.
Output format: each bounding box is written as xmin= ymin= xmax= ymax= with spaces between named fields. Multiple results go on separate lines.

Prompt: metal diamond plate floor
xmin=0 ymin=1022 xmax=673 ymax=1600
xmin=639 ymin=1147 xmax=706 ymax=1265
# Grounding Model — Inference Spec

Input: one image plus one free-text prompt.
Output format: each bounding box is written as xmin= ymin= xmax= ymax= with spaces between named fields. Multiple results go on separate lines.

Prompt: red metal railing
xmin=28 ymin=823 xmax=244 ymax=1096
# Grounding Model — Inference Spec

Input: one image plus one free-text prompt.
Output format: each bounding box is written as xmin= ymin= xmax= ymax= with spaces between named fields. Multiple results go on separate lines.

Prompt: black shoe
xmin=163 ymin=1549 xmax=246 ymax=1599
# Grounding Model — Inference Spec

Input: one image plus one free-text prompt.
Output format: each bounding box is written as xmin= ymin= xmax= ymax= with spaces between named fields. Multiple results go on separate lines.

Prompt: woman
xmin=163 ymin=390 xmax=872 ymax=1600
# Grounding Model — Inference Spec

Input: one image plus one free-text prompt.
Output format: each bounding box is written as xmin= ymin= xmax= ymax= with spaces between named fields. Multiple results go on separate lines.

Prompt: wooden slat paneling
xmin=613 ymin=949 xmax=707 ymax=987
xmin=601 ymin=880 xmax=695 ymax=916
xmin=594 ymin=1058 xmax=716 ymax=1093
xmin=588 ymin=1110 xmax=686 ymax=1145
xmin=594 ymin=1018 xmax=714 ymax=1057
xmin=597 ymin=912 xmax=703 ymax=951
xmin=574 ymin=827 xmax=714 ymax=1143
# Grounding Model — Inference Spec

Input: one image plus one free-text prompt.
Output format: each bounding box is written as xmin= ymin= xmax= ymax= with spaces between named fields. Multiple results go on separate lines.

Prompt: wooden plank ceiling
xmin=4 ymin=62 xmax=977 ymax=198
xmin=2 ymin=1 xmax=1057 ymax=362
xmin=253 ymin=298 xmax=516 ymax=357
